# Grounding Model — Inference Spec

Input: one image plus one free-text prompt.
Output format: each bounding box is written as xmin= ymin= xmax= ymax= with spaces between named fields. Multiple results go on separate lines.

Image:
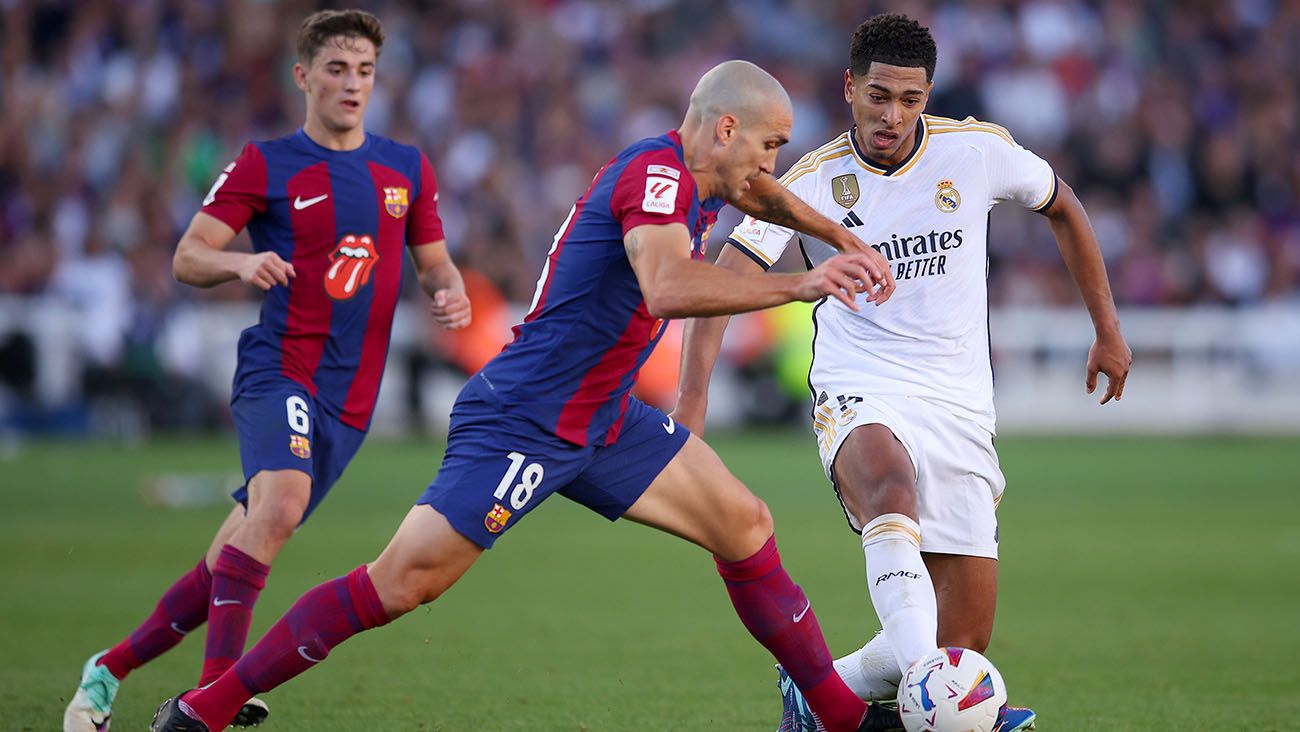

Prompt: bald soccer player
xmin=149 ymin=60 xmax=900 ymax=732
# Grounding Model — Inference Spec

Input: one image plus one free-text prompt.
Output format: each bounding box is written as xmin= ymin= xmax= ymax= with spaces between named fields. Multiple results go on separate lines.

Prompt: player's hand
xmin=1086 ymin=330 xmax=1132 ymax=404
xmin=796 ymin=254 xmax=879 ymax=311
xmin=430 ymin=288 xmax=471 ymax=330
xmin=830 ymin=232 xmax=896 ymax=305
xmin=237 ymin=252 xmax=296 ymax=291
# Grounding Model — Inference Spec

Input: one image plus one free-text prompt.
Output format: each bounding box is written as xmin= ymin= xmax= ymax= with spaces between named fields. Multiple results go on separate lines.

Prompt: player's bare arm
xmin=625 ymin=222 xmax=873 ymax=318
xmin=410 ymin=240 xmax=471 ymax=330
xmin=671 ymin=245 xmax=767 ymax=434
xmin=732 ymin=174 xmax=896 ymax=304
xmin=173 ymin=212 xmax=297 ymax=290
xmin=1043 ymin=176 xmax=1132 ymax=403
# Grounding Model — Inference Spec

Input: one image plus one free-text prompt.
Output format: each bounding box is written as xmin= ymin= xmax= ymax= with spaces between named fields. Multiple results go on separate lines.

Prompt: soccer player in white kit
xmin=673 ymin=14 xmax=1132 ymax=732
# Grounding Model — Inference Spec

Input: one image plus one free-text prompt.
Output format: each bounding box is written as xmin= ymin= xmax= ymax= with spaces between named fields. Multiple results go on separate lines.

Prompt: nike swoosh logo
xmin=213 ymin=598 xmax=242 ymax=606
xmin=293 ymin=194 xmax=329 ymax=210
xmin=297 ymin=645 xmax=325 ymax=663
xmin=792 ymin=601 xmax=811 ymax=623
xmin=662 ymin=417 xmax=676 ymax=434
xmin=170 ymin=622 xmax=190 ymax=635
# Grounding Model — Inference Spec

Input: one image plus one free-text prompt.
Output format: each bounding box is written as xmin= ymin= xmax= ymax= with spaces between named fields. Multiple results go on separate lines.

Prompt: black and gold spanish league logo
xmin=832 ymin=174 xmax=860 ymax=209
xmin=935 ymin=179 xmax=961 ymax=213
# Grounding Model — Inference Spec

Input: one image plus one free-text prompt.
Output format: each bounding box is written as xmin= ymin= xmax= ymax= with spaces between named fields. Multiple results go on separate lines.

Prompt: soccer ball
xmin=897 ymin=647 xmax=1007 ymax=732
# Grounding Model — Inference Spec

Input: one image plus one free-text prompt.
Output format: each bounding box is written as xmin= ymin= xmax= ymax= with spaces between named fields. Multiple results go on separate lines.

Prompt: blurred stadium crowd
xmin=2 ymin=0 xmax=1299 ymax=431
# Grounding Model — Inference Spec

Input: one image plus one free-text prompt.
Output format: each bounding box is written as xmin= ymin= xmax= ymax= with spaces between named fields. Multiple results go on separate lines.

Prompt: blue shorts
xmin=417 ymin=385 xmax=690 ymax=549
xmin=231 ymin=380 xmax=366 ymax=525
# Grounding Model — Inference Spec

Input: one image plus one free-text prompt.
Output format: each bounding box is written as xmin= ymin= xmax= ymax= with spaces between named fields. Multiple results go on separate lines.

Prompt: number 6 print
xmin=286 ymin=395 xmax=310 ymax=435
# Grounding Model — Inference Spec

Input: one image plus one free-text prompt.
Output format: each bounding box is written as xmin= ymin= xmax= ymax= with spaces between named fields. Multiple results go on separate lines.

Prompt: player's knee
xmin=247 ymin=490 xmax=308 ymax=539
xmin=749 ymin=495 xmax=774 ymax=538
xmin=843 ymin=468 xmax=915 ymax=521
xmin=387 ymin=568 xmax=448 ymax=615
xmin=723 ymin=492 xmax=773 ymax=559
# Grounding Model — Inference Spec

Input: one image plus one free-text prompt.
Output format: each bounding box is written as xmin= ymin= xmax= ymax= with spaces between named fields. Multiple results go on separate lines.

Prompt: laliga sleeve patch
xmin=736 ymin=215 xmax=770 ymax=241
xmin=642 ymin=176 xmax=679 ymax=214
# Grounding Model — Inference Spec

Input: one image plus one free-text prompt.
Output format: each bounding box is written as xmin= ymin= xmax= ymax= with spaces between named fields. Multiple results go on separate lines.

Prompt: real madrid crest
xmin=935 ymin=179 xmax=960 ymax=213
xmin=832 ymin=174 xmax=860 ymax=209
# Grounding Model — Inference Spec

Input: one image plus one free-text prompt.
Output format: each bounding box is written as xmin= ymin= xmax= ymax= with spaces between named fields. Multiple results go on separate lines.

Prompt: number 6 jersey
xmin=200 ymin=130 xmax=445 ymax=431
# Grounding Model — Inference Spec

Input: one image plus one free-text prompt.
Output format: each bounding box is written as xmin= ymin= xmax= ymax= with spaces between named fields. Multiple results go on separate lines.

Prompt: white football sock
xmin=860 ymin=513 xmax=938 ymax=675
xmin=833 ymin=631 xmax=902 ymax=701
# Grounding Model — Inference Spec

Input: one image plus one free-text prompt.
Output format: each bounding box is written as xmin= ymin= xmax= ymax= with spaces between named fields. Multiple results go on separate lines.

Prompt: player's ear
xmin=715 ymin=113 xmax=739 ymax=146
xmin=843 ymin=69 xmax=854 ymax=104
xmin=293 ymin=63 xmax=309 ymax=93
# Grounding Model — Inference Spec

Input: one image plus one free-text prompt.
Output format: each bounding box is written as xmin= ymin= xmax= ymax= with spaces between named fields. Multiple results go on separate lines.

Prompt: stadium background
xmin=1 ymin=1 xmax=1298 ymax=731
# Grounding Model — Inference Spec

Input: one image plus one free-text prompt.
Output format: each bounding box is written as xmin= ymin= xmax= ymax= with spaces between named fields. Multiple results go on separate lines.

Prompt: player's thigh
xmin=910 ymin=401 xmax=1003 ymax=559
xmin=230 ymin=382 xmax=367 ymax=526
xmin=828 ymin=414 xmax=920 ymax=527
xmin=416 ymin=390 xmax=589 ymax=550
xmin=923 ymin=552 xmax=998 ymax=652
xmin=620 ymin=433 xmax=772 ymax=562
xmin=230 ymin=383 xmax=320 ymax=521
xmin=367 ymin=504 xmax=484 ymax=619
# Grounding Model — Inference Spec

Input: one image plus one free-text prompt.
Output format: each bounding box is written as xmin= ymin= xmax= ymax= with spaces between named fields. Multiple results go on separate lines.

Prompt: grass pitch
xmin=2 ymin=432 xmax=1298 ymax=731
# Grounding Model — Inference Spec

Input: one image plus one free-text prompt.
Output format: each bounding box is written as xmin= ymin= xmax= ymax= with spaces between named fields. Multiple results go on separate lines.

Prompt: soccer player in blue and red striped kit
xmin=62 ymin=10 xmax=471 ymax=732
xmin=151 ymin=61 xmax=901 ymax=732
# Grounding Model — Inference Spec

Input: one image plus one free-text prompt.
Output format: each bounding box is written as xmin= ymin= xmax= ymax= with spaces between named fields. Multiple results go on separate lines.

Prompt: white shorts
xmin=812 ymin=392 xmax=1006 ymax=559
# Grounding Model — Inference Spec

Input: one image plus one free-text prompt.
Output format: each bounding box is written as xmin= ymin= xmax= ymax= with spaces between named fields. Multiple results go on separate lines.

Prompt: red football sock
xmin=183 ymin=565 xmax=388 ymax=731
xmin=716 ymin=536 xmax=867 ymax=732
xmin=198 ymin=545 xmax=269 ymax=686
xmin=99 ymin=558 xmax=212 ymax=680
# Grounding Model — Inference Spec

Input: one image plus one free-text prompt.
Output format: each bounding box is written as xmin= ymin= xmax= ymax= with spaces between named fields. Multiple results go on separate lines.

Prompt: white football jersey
xmin=728 ymin=115 xmax=1057 ymax=433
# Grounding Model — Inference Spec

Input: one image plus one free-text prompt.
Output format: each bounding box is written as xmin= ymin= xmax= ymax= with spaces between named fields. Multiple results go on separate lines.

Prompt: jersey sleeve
xmin=608 ymin=149 xmax=695 ymax=235
xmin=200 ymin=143 xmax=268 ymax=233
xmin=408 ymin=151 xmax=447 ymax=246
xmin=984 ymin=134 xmax=1058 ymax=213
xmin=723 ymin=173 xmax=811 ymax=271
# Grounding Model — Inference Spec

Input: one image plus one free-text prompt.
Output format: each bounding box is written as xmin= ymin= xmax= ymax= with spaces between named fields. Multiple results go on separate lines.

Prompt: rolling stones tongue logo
xmin=324 ymin=234 xmax=379 ymax=300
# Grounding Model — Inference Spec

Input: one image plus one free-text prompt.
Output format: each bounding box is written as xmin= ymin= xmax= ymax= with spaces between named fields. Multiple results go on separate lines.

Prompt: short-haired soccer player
xmin=674 ymin=14 xmax=1132 ymax=732
xmin=63 ymin=10 xmax=470 ymax=732
xmin=148 ymin=60 xmax=903 ymax=732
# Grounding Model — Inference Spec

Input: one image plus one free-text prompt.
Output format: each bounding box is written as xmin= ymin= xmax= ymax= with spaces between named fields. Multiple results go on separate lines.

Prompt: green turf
xmin=3 ymin=432 xmax=1298 ymax=731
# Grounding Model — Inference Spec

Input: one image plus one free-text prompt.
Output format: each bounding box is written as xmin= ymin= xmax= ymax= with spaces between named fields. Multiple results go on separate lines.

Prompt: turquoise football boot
xmin=776 ymin=665 xmax=822 ymax=732
xmin=63 ymin=651 xmax=119 ymax=732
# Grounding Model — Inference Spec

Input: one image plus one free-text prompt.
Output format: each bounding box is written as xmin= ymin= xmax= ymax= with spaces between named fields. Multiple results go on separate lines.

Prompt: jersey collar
xmin=849 ymin=117 xmax=928 ymax=177
xmin=294 ymin=128 xmax=372 ymax=156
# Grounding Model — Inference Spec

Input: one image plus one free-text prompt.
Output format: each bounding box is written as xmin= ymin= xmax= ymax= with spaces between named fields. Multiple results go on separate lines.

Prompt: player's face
xmin=715 ymin=104 xmax=792 ymax=200
xmin=845 ymin=63 xmax=931 ymax=165
xmin=294 ymin=36 xmax=376 ymax=135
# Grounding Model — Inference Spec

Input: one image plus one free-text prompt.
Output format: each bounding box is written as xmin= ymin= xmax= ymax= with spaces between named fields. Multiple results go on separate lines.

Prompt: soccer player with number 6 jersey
xmin=63 ymin=10 xmax=470 ymax=732
xmin=675 ymin=14 xmax=1133 ymax=732
xmin=148 ymin=60 xmax=905 ymax=732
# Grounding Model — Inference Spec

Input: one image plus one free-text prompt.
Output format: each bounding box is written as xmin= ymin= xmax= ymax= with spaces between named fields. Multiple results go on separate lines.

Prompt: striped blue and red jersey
xmin=200 ymin=129 xmax=445 ymax=432
xmin=473 ymin=130 xmax=725 ymax=447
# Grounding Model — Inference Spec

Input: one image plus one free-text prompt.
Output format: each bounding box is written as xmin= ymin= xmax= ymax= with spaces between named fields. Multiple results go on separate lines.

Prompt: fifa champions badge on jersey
xmin=832 ymin=174 xmax=860 ymax=208
xmin=484 ymin=503 xmax=512 ymax=533
xmin=935 ymin=179 xmax=961 ymax=213
xmin=383 ymin=186 xmax=409 ymax=218
xmin=325 ymin=234 xmax=380 ymax=301
xmin=289 ymin=434 xmax=312 ymax=459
